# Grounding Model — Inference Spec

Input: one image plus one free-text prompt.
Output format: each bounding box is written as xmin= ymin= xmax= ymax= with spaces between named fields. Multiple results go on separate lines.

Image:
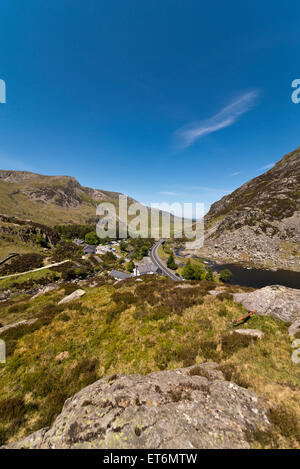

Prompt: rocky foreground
xmin=2 ymin=363 xmax=270 ymax=449
xmin=232 ymin=285 xmax=300 ymax=323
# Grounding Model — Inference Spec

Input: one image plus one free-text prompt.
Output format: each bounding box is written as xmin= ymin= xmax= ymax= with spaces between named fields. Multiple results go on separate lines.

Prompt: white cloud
xmin=258 ymin=163 xmax=274 ymax=171
xmin=229 ymin=171 xmax=241 ymax=177
xmin=173 ymin=91 xmax=260 ymax=149
xmin=159 ymin=191 xmax=178 ymax=196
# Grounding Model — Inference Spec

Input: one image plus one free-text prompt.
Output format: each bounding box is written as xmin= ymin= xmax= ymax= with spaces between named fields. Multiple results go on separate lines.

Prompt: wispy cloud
xmin=173 ymin=90 xmax=260 ymax=149
xmin=159 ymin=191 xmax=178 ymax=196
xmin=229 ymin=171 xmax=241 ymax=177
xmin=258 ymin=163 xmax=274 ymax=171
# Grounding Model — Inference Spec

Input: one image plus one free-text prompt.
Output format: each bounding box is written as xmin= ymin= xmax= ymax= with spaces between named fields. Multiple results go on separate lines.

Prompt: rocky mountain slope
xmin=0 ymin=170 xmax=135 ymax=226
xmin=2 ymin=363 xmax=271 ymax=449
xmin=199 ymin=147 xmax=300 ymax=271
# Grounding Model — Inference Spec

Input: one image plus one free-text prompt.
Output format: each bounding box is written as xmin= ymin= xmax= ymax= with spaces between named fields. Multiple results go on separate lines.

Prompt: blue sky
xmin=0 ymin=0 xmax=299 ymax=216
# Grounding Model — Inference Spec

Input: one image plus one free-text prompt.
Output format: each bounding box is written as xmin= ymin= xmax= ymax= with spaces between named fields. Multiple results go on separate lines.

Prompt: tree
xmin=36 ymin=233 xmax=49 ymax=248
xmin=120 ymin=240 xmax=127 ymax=252
xmin=205 ymin=268 xmax=214 ymax=282
xmin=85 ymin=231 xmax=99 ymax=245
xmin=182 ymin=262 xmax=206 ymax=280
xmin=219 ymin=269 xmax=232 ymax=283
xmin=167 ymin=252 xmax=177 ymax=270
xmin=139 ymin=246 xmax=149 ymax=258
xmin=126 ymin=260 xmax=135 ymax=273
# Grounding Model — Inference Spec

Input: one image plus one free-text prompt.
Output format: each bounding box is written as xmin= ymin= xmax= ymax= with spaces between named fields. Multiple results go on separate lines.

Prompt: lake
xmin=202 ymin=258 xmax=300 ymax=289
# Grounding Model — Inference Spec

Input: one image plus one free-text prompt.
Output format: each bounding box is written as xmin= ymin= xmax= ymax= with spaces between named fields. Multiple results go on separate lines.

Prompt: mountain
xmin=0 ymin=170 xmax=136 ymax=226
xmin=199 ymin=146 xmax=300 ymax=271
xmin=0 ymin=170 xmax=182 ymax=257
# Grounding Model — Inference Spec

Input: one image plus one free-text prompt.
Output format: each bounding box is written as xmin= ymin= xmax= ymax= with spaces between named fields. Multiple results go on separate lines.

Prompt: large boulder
xmin=2 ymin=363 xmax=270 ymax=449
xmin=233 ymin=285 xmax=300 ymax=323
xmin=58 ymin=289 xmax=85 ymax=305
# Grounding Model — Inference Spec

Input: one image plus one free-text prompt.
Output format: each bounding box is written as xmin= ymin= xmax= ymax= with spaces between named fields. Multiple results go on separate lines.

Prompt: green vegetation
xmin=205 ymin=267 xmax=214 ymax=281
xmin=126 ymin=238 xmax=154 ymax=261
xmin=182 ymin=262 xmax=206 ymax=280
xmin=51 ymin=242 xmax=82 ymax=262
xmin=84 ymin=231 xmax=99 ymax=245
xmin=0 ymin=269 xmax=60 ymax=292
xmin=126 ymin=260 xmax=135 ymax=273
xmin=0 ymin=276 xmax=298 ymax=448
xmin=55 ymin=224 xmax=94 ymax=240
xmin=0 ymin=254 xmax=44 ymax=275
xmin=219 ymin=269 xmax=233 ymax=283
xmin=167 ymin=252 xmax=177 ymax=270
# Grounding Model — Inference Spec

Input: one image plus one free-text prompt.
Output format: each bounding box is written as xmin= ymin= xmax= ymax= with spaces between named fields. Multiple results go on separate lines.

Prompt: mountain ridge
xmin=0 ymin=169 xmax=137 ymax=226
xmin=198 ymin=146 xmax=300 ymax=271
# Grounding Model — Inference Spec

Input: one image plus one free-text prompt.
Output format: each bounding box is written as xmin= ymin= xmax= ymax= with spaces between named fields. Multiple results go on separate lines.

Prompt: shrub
xmin=182 ymin=263 xmax=206 ymax=280
xmin=126 ymin=260 xmax=135 ymax=273
xmin=219 ymin=269 xmax=232 ymax=283
xmin=52 ymin=242 xmax=82 ymax=262
xmin=55 ymin=224 xmax=94 ymax=240
xmin=155 ymin=339 xmax=200 ymax=369
xmin=63 ymin=283 xmax=79 ymax=295
xmin=106 ymin=303 xmax=126 ymax=324
xmin=0 ymin=426 xmax=7 ymax=446
xmin=84 ymin=231 xmax=99 ymax=245
xmin=217 ymin=364 xmax=250 ymax=388
xmin=221 ymin=333 xmax=256 ymax=357
xmin=0 ymin=397 xmax=25 ymax=423
xmin=217 ymin=292 xmax=233 ymax=301
xmin=199 ymin=340 xmax=220 ymax=360
xmin=74 ymin=268 xmax=88 ymax=279
xmin=205 ymin=268 xmax=214 ymax=281
xmin=7 ymin=301 xmax=30 ymax=315
xmin=0 ymin=253 xmax=44 ymax=275
xmin=245 ymin=404 xmax=300 ymax=448
xmin=218 ymin=305 xmax=228 ymax=317
xmin=148 ymin=306 xmax=171 ymax=321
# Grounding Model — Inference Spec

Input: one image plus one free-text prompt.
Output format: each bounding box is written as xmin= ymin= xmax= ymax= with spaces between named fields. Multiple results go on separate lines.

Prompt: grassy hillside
xmin=0 ymin=172 xmax=119 ymax=225
xmin=0 ymin=276 xmax=299 ymax=448
xmin=0 ymin=171 xmax=185 ymax=241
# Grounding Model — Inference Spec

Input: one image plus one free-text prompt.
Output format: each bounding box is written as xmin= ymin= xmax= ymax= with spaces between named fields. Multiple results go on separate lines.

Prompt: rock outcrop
xmin=0 ymin=171 xmax=138 ymax=225
xmin=0 ymin=318 xmax=37 ymax=336
xmin=288 ymin=319 xmax=300 ymax=337
xmin=58 ymin=289 xmax=85 ymax=305
xmin=234 ymin=329 xmax=264 ymax=339
xmin=198 ymin=147 xmax=300 ymax=271
xmin=233 ymin=285 xmax=300 ymax=323
xmin=2 ymin=363 xmax=270 ymax=449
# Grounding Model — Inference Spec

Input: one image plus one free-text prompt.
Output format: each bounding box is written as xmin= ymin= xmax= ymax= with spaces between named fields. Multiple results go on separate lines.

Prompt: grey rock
xmin=233 ymin=285 xmax=300 ymax=323
xmin=0 ymin=318 xmax=37 ymax=336
xmin=58 ymin=289 xmax=85 ymax=305
xmin=31 ymin=284 xmax=58 ymax=300
xmin=3 ymin=363 xmax=270 ymax=449
xmin=288 ymin=319 xmax=300 ymax=337
xmin=234 ymin=329 xmax=264 ymax=339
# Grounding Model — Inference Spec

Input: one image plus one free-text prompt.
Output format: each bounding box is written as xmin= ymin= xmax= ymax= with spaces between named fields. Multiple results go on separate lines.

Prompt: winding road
xmin=150 ymin=239 xmax=182 ymax=282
